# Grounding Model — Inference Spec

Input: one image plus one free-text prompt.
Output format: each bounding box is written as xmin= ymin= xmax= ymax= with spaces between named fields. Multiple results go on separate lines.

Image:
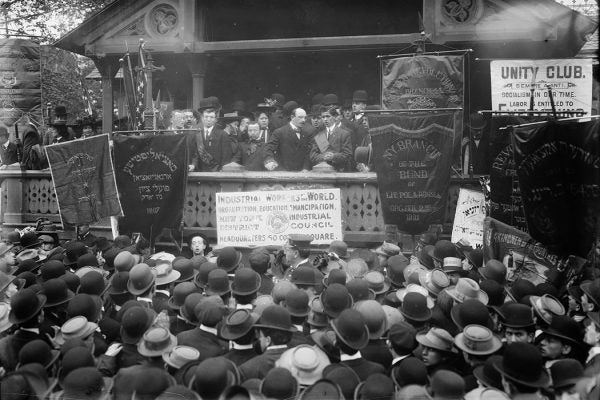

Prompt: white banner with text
xmin=451 ymin=188 xmax=486 ymax=247
xmin=216 ymin=188 xmax=343 ymax=247
xmin=490 ymin=58 xmax=592 ymax=115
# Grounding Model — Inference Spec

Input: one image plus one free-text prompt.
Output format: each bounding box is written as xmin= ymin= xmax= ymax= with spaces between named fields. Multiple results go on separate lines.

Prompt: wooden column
xmin=93 ymin=57 xmax=120 ymax=136
xmin=186 ymin=55 xmax=208 ymax=110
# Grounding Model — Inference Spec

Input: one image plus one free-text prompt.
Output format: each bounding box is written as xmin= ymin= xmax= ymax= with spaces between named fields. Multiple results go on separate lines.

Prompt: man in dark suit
xmin=264 ymin=107 xmax=311 ymax=171
xmin=197 ymin=107 xmax=233 ymax=171
xmin=176 ymin=302 xmax=228 ymax=361
xmin=0 ymin=126 xmax=18 ymax=168
xmin=309 ymin=106 xmax=352 ymax=171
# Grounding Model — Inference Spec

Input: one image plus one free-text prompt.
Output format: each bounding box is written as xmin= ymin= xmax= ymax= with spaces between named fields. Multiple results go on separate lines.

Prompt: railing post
xmin=2 ymin=173 xmax=24 ymax=224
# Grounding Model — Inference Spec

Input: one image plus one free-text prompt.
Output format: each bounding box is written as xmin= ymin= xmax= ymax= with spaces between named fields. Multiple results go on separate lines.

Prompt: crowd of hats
xmin=0 ymin=227 xmax=599 ymax=400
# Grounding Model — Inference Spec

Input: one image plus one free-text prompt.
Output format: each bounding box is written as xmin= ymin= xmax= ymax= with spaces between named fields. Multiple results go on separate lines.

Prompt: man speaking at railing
xmin=263 ymin=108 xmax=311 ymax=172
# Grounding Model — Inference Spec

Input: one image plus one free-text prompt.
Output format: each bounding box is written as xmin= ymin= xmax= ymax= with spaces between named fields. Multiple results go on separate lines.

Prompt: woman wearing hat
xmin=416 ymin=327 xmax=461 ymax=375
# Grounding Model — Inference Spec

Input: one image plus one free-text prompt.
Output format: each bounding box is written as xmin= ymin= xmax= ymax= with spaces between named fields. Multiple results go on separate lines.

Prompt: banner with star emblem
xmin=45 ymin=134 xmax=122 ymax=226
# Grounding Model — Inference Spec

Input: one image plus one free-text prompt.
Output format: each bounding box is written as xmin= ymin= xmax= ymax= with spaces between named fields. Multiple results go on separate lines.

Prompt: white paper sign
xmin=451 ymin=188 xmax=486 ymax=247
xmin=216 ymin=188 xmax=343 ymax=247
xmin=490 ymin=59 xmax=592 ymax=115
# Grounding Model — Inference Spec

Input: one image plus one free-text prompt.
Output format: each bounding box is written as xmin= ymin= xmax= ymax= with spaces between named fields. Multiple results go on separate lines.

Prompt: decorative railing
xmin=0 ymin=170 xmax=480 ymax=247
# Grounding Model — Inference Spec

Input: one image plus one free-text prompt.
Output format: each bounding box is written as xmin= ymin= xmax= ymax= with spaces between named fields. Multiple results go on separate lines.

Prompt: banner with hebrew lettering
xmin=451 ymin=188 xmax=486 ymax=247
xmin=0 ymin=39 xmax=41 ymax=126
xmin=483 ymin=217 xmax=559 ymax=285
xmin=512 ymin=119 xmax=600 ymax=258
xmin=369 ymin=112 xmax=459 ymax=234
xmin=113 ymin=134 xmax=188 ymax=240
xmin=45 ymin=134 xmax=121 ymax=225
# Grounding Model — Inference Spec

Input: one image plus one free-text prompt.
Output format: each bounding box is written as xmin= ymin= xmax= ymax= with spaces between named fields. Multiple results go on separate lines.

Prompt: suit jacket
xmin=0 ymin=142 xmax=18 ymax=165
xmin=239 ymin=346 xmax=287 ymax=380
xmin=361 ymin=339 xmax=393 ymax=370
xmin=341 ymin=356 xmax=386 ymax=381
xmin=265 ymin=124 xmax=311 ymax=171
xmin=196 ymin=127 xmax=233 ymax=171
xmin=240 ymin=139 xmax=268 ymax=171
xmin=309 ymin=126 xmax=352 ymax=171
xmin=176 ymin=327 xmax=228 ymax=360
xmin=224 ymin=347 xmax=258 ymax=366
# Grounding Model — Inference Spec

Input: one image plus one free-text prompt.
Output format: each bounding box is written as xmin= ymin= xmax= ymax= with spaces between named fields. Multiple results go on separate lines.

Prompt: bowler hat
xmin=248 ymin=251 xmax=269 ymax=274
xmin=451 ymin=298 xmax=493 ymax=330
xmin=364 ymin=271 xmax=389 ymax=295
xmin=399 ymin=292 xmax=432 ymax=321
xmin=429 ymin=370 xmax=465 ymax=400
xmin=197 ymin=96 xmax=222 ymax=112
xmin=418 ymin=245 xmax=436 ymax=269
xmin=107 ymin=271 xmax=130 ymax=296
xmin=276 ymin=344 xmax=330 ymax=386
xmin=121 ymin=306 xmax=155 ymax=344
xmin=113 ymin=251 xmax=134 ymax=272
xmin=416 ymin=327 xmax=456 ymax=353
xmin=433 ymin=240 xmax=459 ymax=262
xmin=40 ymin=260 xmax=66 ymax=281
xmin=132 ymin=367 xmax=175 ymax=400
xmin=580 ymin=278 xmax=600 ymax=308
xmin=67 ymin=293 xmax=101 ymax=322
xmin=550 ymin=358 xmax=584 ymax=389
xmin=473 ymin=355 xmax=504 ymax=390
xmin=0 ymin=270 xmax=20 ymax=293
xmin=386 ymin=254 xmax=409 ymax=287
xmin=261 ymin=367 xmax=298 ymax=400
xmin=322 ymin=364 xmax=360 ymax=400
xmin=127 ymin=263 xmax=156 ymax=295
xmin=205 ymin=268 xmax=231 ymax=296
xmin=500 ymin=302 xmax=535 ymax=328
xmin=506 ymin=278 xmax=537 ymax=303
xmin=254 ymin=304 xmax=296 ymax=332
xmin=231 ymin=268 xmax=261 ymax=296
xmin=60 ymin=347 xmax=96 ymax=382
xmin=9 ymin=288 xmax=46 ymax=324
xmin=346 ymin=279 xmax=375 ymax=302
xmin=78 ymin=270 xmax=108 ymax=296
xmin=419 ymin=268 xmax=450 ymax=297
xmin=479 ymin=279 xmax=504 ymax=310
xmin=173 ymin=258 xmax=195 ymax=283
xmin=530 ymin=294 xmax=565 ymax=325
xmin=156 ymin=385 xmax=200 ymax=400
xmin=323 ymin=268 xmax=347 ymax=287
xmin=168 ymin=282 xmax=199 ymax=310
xmin=138 ymin=326 xmax=177 ymax=357
xmin=220 ymin=309 xmax=258 ymax=340
xmin=195 ymin=261 xmax=217 ymax=288
xmin=392 ymin=357 xmax=428 ymax=387
xmin=454 ymin=324 xmax=502 ymax=355
xmin=354 ymin=373 xmax=394 ymax=400
xmin=217 ymin=247 xmax=243 ymax=272
xmin=479 ymin=259 xmax=507 ymax=284
xmin=322 ymin=94 xmax=339 ymax=106
xmin=388 ymin=321 xmax=417 ymax=355
xmin=42 ymin=278 xmax=74 ymax=307
xmin=352 ymin=90 xmax=368 ymax=103
xmin=63 ymin=241 xmax=88 ymax=266
xmin=194 ymin=298 xmax=225 ymax=327
xmin=17 ymin=271 xmax=36 ymax=288
xmin=77 ymin=253 xmax=99 ymax=269
xmin=62 ymin=367 xmax=110 ymax=400
xmin=447 ymin=278 xmax=488 ymax=305
xmin=307 ymin=296 xmax=329 ymax=328
xmin=320 ymin=283 xmax=353 ymax=318
xmin=330 ymin=309 xmax=369 ymax=350
xmin=353 ymin=299 xmax=387 ymax=339
xmin=493 ymin=342 xmax=550 ymax=388
xmin=282 ymin=101 xmax=299 ymax=116
xmin=283 ymin=288 xmax=310 ymax=317
xmin=20 ymin=232 xmax=42 ymax=249
xmin=18 ymin=339 xmax=60 ymax=369
xmin=272 ymin=280 xmax=296 ymax=304
xmin=180 ymin=293 xmax=204 ymax=324
xmin=464 ymin=248 xmax=484 ymax=269
xmin=540 ymin=314 xmax=585 ymax=347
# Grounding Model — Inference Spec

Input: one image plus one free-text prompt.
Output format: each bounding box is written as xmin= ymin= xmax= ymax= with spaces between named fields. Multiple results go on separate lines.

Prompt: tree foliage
xmin=1 ymin=0 xmax=114 ymax=44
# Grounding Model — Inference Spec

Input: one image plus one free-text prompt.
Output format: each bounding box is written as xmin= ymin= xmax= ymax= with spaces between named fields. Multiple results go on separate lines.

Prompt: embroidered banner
xmin=113 ymin=134 xmax=188 ymax=240
xmin=45 ymin=134 xmax=121 ymax=225
xmin=512 ymin=119 xmax=600 ymax=258
xmin=369 ymin=112 xmax=459 ymax=234
xmin=483 ymin=217 xmax=559 ymax=285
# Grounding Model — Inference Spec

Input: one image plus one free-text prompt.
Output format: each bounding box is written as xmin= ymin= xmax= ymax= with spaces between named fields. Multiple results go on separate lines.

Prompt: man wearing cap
xmin=196 ymin=104 xmax=233 ymax=172
xmin=500 ymin=303 xmax=536 ymax=345
xmin=495 ymin=342 xmax=550 ymax=399
xmin=177 ymin=300 xmax=228 ymax=360
xmin=222 ymin=309 xmax=259 ymax=366
xmin=309 ymin=106 xmax=352 ymax=172
xmin=264 ymin=107 xmax=311 ymax=172
xmin=281 ymin=234 xmax=313 ymax=282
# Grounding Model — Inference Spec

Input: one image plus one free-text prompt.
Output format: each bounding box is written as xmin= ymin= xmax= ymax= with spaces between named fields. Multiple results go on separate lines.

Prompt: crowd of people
xmin=0 ymin=220 xmax=599 ymax=399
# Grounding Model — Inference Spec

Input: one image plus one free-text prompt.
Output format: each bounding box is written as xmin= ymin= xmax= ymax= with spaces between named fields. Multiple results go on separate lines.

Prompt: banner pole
xmin=377 ymin=49 xmax=473 ymax=59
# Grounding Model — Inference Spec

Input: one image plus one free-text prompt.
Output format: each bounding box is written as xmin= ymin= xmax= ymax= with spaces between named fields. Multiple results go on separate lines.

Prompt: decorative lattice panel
xmin=25 ymin=178 xmax=58 ymax=215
